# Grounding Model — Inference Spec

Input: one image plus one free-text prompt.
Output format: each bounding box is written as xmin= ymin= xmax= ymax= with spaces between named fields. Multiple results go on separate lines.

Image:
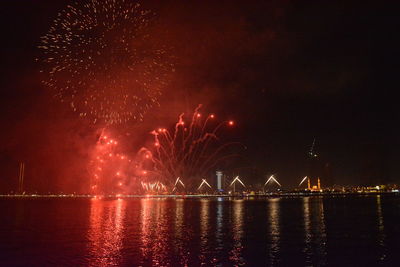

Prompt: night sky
xmin=0 ymin=0 xmax=398 ymax=193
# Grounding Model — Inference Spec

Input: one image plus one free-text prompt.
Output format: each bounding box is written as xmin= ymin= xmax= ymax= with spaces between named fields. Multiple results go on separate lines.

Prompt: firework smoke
xmin=89 ymin=129 xmax=167 ymax=195
xmin=89 ymin=130 xmax=132 ymax=194
xmin=88 ymin=105 xmax=240 ymax=194
xmin=142 ymin=105 xmax=241 ymax=190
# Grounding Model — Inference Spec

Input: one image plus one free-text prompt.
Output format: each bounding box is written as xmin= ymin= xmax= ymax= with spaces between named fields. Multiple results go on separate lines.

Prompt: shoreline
xmin=0 ymin=191 xmax=399 ymax=199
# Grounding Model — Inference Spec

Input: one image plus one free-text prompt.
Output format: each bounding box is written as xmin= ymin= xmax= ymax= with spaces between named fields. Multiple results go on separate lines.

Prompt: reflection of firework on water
xmin=143 ymin=105 xmax=241 ymax=190
xmin=39 ymin=0 xmax=173 ymax=124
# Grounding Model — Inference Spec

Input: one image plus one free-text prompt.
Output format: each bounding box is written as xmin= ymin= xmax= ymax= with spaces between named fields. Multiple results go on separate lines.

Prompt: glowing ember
xmin=142 ymin=105 xmax=242 ymax=190
xmin=89 ymin=130 xmax=132 ymax=195
xmin=38 ymin=0 xmax=174 ymax=124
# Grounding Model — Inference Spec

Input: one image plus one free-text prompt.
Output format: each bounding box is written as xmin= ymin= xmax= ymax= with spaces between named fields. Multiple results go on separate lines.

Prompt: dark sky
xmin=0 ymin=0 xmax=398 ymax=193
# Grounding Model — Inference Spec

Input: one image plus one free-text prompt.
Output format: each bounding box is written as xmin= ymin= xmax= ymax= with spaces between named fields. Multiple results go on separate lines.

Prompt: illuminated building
xmin=216 ymin=171 xmax=223 ymax=192
xmin=307 ymin=177 xmax=322 ymax=191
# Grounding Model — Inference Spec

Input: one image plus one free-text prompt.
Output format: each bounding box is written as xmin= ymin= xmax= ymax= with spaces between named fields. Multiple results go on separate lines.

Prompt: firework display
xmin=141 ymin=181 xmax=167 ymax=194
xmin=90 ymin=130 xmax=167 ymax=195
xmin=39 ymin=0 xmax=173 ymax=124
xmin=143 ymin=105 xmax=240 ymax=190
xmin=89 ymin=106 xmax=239 ymax=194
xmin=90 ymin=130 xmax=132 ymax=194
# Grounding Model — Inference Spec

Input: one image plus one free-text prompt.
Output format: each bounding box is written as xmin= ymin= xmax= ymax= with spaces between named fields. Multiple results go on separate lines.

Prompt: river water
xmin=0 ymin=195 xmax=399 ymax=266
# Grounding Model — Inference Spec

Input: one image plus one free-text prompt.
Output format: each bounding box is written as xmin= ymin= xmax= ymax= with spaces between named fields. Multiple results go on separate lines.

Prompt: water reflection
xmin=268 ymin=198 xmax=280 ymax=265
xmin=302 ymin=197 xmax=327 ymax=266
xmin=152 ymin=199 xmax=170 ymax=266
xmin=214 ymin=197 xmax=224 ymax=265
xmin=140 ymin=198 xmax=152 ymax=259
xmin=4 ymin=196 xmax=399 ymax=266
xmin=87 ymin=199 xmax=126 ymax=267
xmin=199 ymin=199 xmax=210 ymax=265
xmin=376 ymin=195 xmax=386 ymax=261
xmin=229 ymin=199 xmax=245 ymax=265
xmin=174 ymin=199 xmax=189 ymax=266
xmin=303 ymin=197 xmax=312 ymax=264
xmin=140 ymin=198 xmax=171 ymax=266
xmin=316 ymin=197 xmax=327 ymax=265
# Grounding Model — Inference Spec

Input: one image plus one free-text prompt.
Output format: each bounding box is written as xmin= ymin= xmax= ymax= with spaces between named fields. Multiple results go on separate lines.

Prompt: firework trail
xmin=142 ymin=105 xmax=241 ymax=190
xmin=39 ymin=0 xmax=173 ymax=124
xmin=88 ymin=106 xmax=240 ymax=194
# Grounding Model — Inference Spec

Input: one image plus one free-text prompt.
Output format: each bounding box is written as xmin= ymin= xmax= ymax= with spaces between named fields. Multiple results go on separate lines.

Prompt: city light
xmin=198 ymin=179 xmax=212 ymax=190
xmin=230 ymin=176 xmax=245 ymax=187
xmin=264 ymin=175 xmax=281 ymax=187
xmin=298 ymin=176 xmax=308 ymax=187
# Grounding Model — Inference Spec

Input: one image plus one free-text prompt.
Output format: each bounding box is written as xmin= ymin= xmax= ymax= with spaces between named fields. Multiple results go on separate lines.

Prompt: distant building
xmin=216 ymin=171 xmax=223 ymax=192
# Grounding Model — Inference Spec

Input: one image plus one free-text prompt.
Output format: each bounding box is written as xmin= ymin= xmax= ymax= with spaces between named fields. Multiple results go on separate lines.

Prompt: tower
xmin=216 ymin=171 xmax=223 ymax=192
